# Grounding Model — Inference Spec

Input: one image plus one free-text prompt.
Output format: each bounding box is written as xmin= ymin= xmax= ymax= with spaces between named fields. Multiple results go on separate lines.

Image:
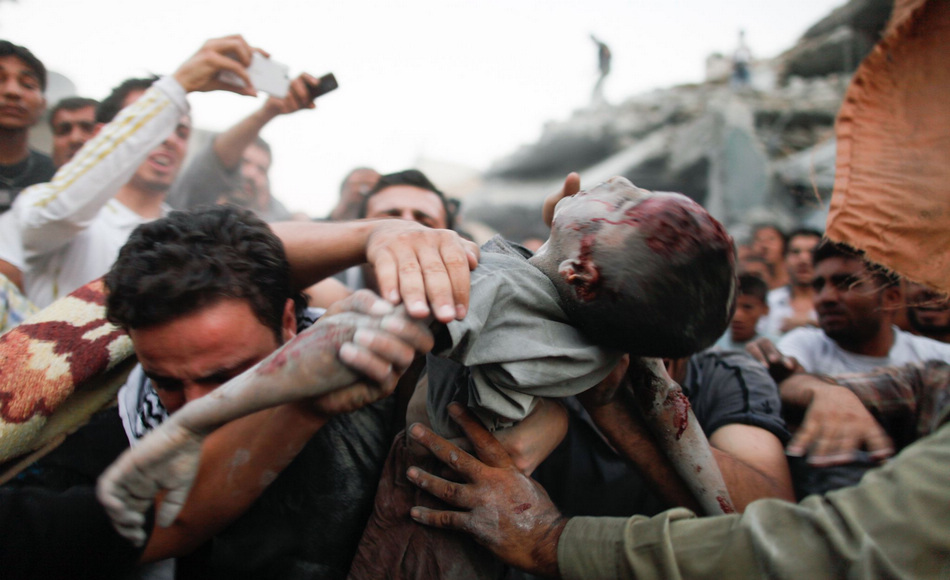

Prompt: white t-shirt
xmin=23 ymin=199 xmax=164 ymax=308
xmin=14 ymin=76 xmax=188 ymax=308
xmin=0 ymin=210 xmax=24 ymax=270
xmin=777 ymin=325 xmax=950 ymax=375
xmin=758 ymin=285 xmax=818 ymax=338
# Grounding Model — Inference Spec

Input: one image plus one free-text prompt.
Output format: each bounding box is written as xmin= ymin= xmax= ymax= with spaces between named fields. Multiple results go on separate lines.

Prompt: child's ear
xmin=563 ymin=258 xmax=601 ymax=299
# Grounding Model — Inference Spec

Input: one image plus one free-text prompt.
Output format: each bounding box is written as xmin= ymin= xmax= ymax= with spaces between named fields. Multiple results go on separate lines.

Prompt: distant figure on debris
xmin=590 ymin=34 xmax=611 ymax=104
xmin=732 ymin=29 xmax=752 ymax=88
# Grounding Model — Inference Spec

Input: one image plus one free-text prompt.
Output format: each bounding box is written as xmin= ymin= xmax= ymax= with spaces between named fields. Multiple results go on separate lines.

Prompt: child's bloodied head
xmin=530 ymin=176 xmax=737 ymax=357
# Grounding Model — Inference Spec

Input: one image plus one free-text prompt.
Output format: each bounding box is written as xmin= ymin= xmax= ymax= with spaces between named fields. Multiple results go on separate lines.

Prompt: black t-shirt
xmin=0 ymin=150 xmax=55 ymax=212
xmin=531 ymin=350 xmax=790 ymax=519
xmin=2 ymin=310 xmax=396 ymax=580
xmin=1 ymin=407 xmax=149 ymax=579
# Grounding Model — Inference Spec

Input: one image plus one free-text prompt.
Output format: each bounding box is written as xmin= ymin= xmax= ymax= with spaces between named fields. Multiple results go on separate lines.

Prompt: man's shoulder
xmin=892 ymin=328 xmax=950 ymax=364
xmin=686 ymin=350 xmax=788 ymax=441
xmin=777 ymin=325 xmax=827 ymax=350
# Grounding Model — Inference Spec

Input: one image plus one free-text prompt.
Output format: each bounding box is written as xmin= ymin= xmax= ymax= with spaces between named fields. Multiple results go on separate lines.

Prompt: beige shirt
xmin=558 ymin=405 xmax=950 ymax=579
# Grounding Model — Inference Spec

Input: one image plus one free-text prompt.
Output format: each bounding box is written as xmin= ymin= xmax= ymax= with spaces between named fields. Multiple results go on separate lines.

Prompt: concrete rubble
xmin=461 ymin=0 xmax=893 ymax=244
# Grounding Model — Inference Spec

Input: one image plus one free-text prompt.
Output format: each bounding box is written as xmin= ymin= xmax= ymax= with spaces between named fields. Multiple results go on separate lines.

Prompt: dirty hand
xmin=173 ymin=35 xmax=258 ymax=96
xmin=310 ymin=290 xmax=434 ymax=416
xmin=786 ymin=379 xmax=894 ymax=466
xmin=97 ymin=417 xmax=204 ymax=546
xmin=407 ymin=403 xmax=567 ymax=578
xmin=366 ymin=220 xmax=479 ymax=323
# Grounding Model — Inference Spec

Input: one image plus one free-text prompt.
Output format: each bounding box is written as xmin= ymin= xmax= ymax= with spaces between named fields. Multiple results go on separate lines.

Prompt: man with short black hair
xmin=48 ymin=96 xmax=99 ymax=168
xmin=768 ymin=240 xmax=950 ymax=375
xmin=13 ymin=36 xmax=259 ymax=308
xmin=313 ymin=168 xmax=459 ymax=304
xmin=359 ymin=168 xmax=455 ymax=230
xmin=761 ymin=227 xmax=821 ymax=337
xmin=3 ymin=204 xmax=475 ymax=578
xmin=0 ymin=40 xmax=54 ymax=210
xmin=0 ymin=40 xmax=55 ymax=292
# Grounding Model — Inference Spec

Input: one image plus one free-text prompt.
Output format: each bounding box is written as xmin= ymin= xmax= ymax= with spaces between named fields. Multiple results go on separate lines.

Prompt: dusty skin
xmin=627 ymin=357 xmax=734 ymax=514
xmin=97 ymin=297 xmax=433 ymax=546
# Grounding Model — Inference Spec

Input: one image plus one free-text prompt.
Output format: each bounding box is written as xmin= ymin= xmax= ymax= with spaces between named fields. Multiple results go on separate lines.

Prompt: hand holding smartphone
xmin=218 ymin=52 xmax=291 ymax=97
xmin=306 ymin=73 xmax=339 ymax=100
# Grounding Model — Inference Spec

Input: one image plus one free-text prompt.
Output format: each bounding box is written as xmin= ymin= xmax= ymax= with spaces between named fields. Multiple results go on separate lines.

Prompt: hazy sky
xmin=2 ymin=0 xmax=845 ymax=216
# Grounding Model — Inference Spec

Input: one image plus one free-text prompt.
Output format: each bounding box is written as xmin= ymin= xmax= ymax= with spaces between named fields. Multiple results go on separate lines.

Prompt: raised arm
xmin=170 ymin=72 xmax=323 ymax=209
xmin=16 ymin=35 xmax=257 ymax=258
xmin=273 ymin=218 xmax=479 ymax=323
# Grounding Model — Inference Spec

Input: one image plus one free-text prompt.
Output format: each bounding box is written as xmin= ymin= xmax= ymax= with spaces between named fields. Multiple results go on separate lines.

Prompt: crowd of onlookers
xmin=1 ymin=33 xmax=948 ymax=580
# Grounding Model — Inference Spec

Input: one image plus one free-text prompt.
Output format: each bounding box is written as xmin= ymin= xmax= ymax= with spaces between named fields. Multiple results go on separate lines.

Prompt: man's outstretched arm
xmin=273 ymin=219 xmax=479 ymax=323
xmin=170 ymin=72 xmax=322 ymax=209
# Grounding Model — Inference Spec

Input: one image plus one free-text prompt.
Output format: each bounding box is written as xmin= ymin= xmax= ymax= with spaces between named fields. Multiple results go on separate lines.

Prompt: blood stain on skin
xmin=257 ymin=346 xmax=290 ymax=375
xmin=591 ymin=196 xmax=733 ymax=262
xmin=565 ymin=234 xmax=602 ymax=302
xmin=667 ymin=390 xmax=691 ymax=440
xmin=717 ymin=496 xmax=735 ymax=514
xmin=513 ymin=503 xmax=532 ymax=514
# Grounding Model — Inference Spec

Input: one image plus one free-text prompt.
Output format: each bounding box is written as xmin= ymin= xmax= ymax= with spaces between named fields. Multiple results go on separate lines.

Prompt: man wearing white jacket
xmin=13 ymin=35 xmax=259 ymax=308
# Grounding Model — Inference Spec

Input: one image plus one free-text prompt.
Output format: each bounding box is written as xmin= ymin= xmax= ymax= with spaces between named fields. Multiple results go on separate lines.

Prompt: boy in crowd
xmin=714 ymin=272 xmax=773 ymax=351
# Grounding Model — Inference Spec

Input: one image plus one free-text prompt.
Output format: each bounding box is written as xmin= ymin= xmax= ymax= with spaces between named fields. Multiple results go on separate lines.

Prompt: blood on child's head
xmin=530 ymin=177 xmax=736 ymax=357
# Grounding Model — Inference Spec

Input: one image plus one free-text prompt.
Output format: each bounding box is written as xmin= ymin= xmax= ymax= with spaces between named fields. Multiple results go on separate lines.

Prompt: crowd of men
xmin=0 ymin=32 xmax=948 ymax=580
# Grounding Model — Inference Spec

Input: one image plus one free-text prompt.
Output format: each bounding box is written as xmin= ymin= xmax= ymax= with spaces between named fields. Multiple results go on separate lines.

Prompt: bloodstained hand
xmin=407 ymin=403 xmax=567 ymax=578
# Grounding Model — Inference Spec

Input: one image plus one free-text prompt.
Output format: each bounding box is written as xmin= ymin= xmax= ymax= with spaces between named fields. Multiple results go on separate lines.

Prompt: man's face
xmin=730 ymin=294 xmax=768 ymax=342
xmin=130 ymin=298 xmax=294 ymax=414
xmin=0 ymin=55 xmax=46 ymax=131
xmin=238 ymin=143 xmax=271 ymax=210
xmin=365 ymin=185 xmax=448 ymax=229
xmin=906 ymin=282 xmax=950 ymax=336
xmin=784 ymin=234 xmax=820 ymax=286
xmin=812 ymin=257 xmax=892 ymax=347
xmin=123 ymin=90 xmax=191 ymax=194
xmin=753 ymin=227 xmax=784 ymax=267
xmin=50 ymin=106 xmax=96 ymax=167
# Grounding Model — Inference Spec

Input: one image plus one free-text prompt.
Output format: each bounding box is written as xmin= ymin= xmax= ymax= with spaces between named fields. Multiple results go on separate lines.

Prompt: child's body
xmin=348 ymin=177 xmax=738 ymax=579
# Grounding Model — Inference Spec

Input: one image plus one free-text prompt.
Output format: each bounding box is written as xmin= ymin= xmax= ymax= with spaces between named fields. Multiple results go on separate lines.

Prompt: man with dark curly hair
xmin=2 ymin=204 xmax=477 ymax=579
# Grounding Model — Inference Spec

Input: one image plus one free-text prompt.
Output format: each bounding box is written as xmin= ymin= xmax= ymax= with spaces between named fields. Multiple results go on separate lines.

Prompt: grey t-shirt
xmin=427 ymin=237 xmax=622 ymax=436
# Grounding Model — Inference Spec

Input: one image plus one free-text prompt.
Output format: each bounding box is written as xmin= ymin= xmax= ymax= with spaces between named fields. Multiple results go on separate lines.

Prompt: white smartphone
xmin=218 ymin=52 xmax=291 ymax=97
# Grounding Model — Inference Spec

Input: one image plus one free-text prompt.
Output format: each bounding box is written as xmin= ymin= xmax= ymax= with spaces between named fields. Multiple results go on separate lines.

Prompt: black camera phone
xmin=307 ymin=73 xmax=339 ymax=100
